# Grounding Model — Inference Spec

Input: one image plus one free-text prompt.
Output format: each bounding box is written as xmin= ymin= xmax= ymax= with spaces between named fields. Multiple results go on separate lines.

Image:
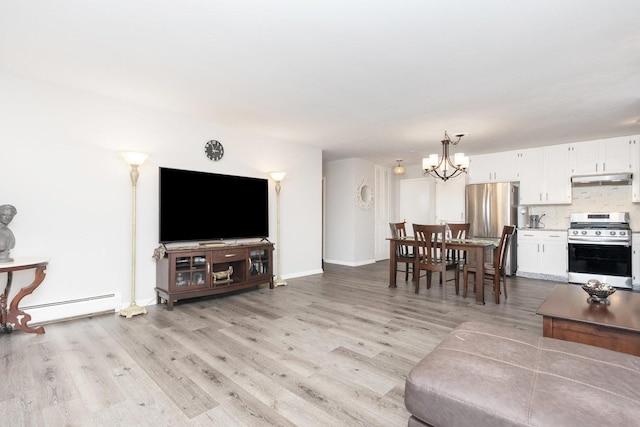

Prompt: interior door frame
xmin=374 ymin=165 xmax=391 ymax=261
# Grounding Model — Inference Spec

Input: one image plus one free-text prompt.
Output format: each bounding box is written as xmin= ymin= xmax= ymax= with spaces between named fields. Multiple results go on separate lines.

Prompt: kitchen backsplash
xmin=528 ymin=185 xmax=640 ymax=230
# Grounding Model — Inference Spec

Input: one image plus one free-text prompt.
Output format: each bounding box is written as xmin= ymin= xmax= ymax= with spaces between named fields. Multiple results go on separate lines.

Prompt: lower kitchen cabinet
xmin=517 ymin=230 xmax=567 ymax=280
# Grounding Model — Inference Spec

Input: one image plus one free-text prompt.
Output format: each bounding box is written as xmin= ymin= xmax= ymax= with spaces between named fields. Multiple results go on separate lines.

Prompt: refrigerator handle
xmin=484 ymin=185 xmax=491 ymax=237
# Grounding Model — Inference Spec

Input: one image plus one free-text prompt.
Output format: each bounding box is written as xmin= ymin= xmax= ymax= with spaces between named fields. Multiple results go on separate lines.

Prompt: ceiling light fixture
xmin=422 ymin=131 xmax=469 ymax=181
xmin=393 ymin=159 xmax=406 ymax=175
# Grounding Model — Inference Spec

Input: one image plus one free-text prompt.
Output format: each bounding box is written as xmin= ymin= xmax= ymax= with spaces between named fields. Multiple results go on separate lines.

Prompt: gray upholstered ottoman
xmin=405 ymin=321 xmax=640 ymax=426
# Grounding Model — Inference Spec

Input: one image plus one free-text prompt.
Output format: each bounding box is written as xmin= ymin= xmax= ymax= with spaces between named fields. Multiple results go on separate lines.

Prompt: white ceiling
xmin=1 ymin=1 xmax=639 ymax=167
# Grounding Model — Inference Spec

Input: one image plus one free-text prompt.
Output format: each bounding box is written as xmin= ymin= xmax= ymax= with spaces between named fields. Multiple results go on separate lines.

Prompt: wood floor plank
xmin=97 ymin=317 xmax=219 ymax=419
xmin=0 ymin=261 xmax=561 ymax=426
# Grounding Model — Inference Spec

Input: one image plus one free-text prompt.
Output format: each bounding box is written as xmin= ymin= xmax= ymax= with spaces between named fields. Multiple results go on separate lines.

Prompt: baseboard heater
xmin=21 ymin=293 xmax=120 ymax=325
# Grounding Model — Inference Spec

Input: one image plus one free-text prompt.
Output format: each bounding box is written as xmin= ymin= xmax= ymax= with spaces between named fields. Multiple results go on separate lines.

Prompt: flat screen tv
xmin=159 ymin=167 xmax=269 ymax=243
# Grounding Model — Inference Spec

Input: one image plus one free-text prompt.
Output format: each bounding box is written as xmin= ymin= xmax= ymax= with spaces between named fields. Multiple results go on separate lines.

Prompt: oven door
xmin=567 ymin=241 xmax=632 ymax=288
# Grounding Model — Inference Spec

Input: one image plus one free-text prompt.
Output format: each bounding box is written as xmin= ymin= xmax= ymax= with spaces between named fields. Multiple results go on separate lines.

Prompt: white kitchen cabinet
xmin=467 ymin=153 xmax=494 ymax=183
xmin=519 ymin=145 xmax=571 ymax=205
xmin=468 ymin=150 xmax=520 ymax=184
xmin=544 ymin=144 xmax=572 ymax=204
xmin=569 ymin=136 xmax=634 ymax=175
xmin=516 ymin=231 xmax=540 ymax=273
xmin=630 ymin=137 xmax=640 ymax=202
xmin=435 ymin=175 xmax=466 ymax=223
xmin=517 ymin=230 xmax=567 ymax=279
xmin=542 ymin=231 xmax=569 ymax=278
xmin=518 ymin=148 xmax=543 ymax=205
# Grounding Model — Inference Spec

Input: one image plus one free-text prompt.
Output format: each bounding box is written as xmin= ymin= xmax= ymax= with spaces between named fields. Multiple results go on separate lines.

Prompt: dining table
xmin=388 ymin=236 xmax=498 ymax=305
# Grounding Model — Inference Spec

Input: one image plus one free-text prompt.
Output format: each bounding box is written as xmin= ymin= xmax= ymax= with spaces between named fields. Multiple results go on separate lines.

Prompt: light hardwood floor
xmin=1 ymin=261 xmax=557 ymax=426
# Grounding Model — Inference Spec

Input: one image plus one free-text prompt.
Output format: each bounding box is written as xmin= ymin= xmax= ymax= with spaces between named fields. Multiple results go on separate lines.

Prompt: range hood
xmin=571 ymin=173 xmax=633 ymax=186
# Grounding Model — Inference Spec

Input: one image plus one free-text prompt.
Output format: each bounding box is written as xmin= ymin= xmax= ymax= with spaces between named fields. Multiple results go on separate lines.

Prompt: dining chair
xmin=443 ymin=222 xmax=470 ymax=286
xmin=389 ymin=222 xmax=415 ymax=282
xmin=463 ymin=225 xmax=516 ymax=304
xmin=412 ymin=224 xmax=459 ymax=295
xmin=446 ymin=222 xmax=470 ymax=264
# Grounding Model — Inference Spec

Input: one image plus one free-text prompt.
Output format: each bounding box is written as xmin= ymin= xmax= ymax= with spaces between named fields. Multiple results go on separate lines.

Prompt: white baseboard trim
xmin=282 ymin=268 xmax=324 ymax=279
xmin=22 ymin=293 xmax=122 ymax=325
xmin=323 ymin=259 xmax=376 ymax=267
xmin=516 ymin=271 xmax=568 ymax=282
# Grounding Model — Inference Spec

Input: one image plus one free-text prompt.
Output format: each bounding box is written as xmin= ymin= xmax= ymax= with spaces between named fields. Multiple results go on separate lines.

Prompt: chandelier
xmin=422 ymin=131 xmax=469 ymax=181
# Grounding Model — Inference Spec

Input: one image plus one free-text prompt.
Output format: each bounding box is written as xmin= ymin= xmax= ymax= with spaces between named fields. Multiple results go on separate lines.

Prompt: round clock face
xmin=204 ymin=140 xmax=224 ymax=161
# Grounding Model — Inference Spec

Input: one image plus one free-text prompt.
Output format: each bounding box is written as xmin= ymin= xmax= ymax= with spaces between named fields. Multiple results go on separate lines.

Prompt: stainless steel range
xmin=567 ymin=212 xmax=632 ymax=289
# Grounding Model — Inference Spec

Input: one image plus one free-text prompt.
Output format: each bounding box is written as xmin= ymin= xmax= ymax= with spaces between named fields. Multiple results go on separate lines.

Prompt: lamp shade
xmin=269 ymin=172 xmax=287 ymax=182
xmin=119 ymin=151 xmax=150 ymax=166
xmin=393 ymin=160 xmax=406 ymax=175
xmin=393 ymin=165 xmax=406 ymax=175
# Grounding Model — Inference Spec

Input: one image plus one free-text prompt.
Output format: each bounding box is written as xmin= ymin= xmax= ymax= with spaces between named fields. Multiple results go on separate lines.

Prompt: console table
xmin=0 ymin=258 xmax=48 ymax=334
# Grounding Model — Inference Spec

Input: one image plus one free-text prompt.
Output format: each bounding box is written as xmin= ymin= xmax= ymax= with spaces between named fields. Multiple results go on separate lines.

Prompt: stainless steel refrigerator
xmin=465 ymin=182 xmax=519 ymax=275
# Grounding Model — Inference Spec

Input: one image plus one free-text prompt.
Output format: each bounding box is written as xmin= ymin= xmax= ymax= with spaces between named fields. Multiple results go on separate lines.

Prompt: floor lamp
xmin=269 ymin=172 xmax=287 ymax=287
xmin=119 ymin=151 xmax=150 ymax=318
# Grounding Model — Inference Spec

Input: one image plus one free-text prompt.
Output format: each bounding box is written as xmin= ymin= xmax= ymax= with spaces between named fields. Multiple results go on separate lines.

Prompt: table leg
xmin=389 ymin=240 xmax=397 ymax=288
xmin=474 ymin=247 xmax=485 ymax=305
xmin=1 ymin=271 xmax=13 ymax=332
xmin=541 ymin=316 xmax=553 ymax=337
xmin=6 ymin=264 xmax=46 ymax=334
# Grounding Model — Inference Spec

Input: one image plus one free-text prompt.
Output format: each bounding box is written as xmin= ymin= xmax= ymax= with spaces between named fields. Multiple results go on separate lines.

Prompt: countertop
xmin=518 ymin=228 xmax=640 ymax=233
xmin=517 ymin=227 xmax=567 ymax=232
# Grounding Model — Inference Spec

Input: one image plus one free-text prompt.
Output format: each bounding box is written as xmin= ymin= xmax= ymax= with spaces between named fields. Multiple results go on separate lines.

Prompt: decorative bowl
xmin=582 ymin=280 xmax=616 ymax=304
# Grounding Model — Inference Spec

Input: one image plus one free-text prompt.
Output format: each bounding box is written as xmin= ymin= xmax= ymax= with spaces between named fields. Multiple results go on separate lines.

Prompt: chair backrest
xmin=389 ymin=222 xmax=412 ymax=258
xmin=447 ymin=223 xmax=470 ymax=240
xmin=446 ymin=223 xmax=470 ymax=261
xmin=495 ymin=225 xmax=516 ymax=270
xmin=413 ymin=224 xmax=446 ymax=267
xmin=389 ymin=222 xmax=407 ymax=239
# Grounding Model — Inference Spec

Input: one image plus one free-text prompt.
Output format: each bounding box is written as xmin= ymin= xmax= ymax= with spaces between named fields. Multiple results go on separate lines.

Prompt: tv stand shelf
xmin=155 ymin=242 xmax=274 ymax=310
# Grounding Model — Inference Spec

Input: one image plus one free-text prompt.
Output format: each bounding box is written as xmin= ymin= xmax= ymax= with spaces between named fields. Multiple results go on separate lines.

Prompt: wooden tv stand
xmin=155 ymin=242 xmax=274 ymax=310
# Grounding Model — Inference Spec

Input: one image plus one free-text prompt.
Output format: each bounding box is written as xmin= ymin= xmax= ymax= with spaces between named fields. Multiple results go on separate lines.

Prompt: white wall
xmin=0 ymin=71 xmax=323 ymax=323
xmin=323 ymin=158 xmax=375 ymax=266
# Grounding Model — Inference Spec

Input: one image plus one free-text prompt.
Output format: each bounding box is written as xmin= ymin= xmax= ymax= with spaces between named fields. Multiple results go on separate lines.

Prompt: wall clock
xmin=204 ymin=140 xmax=224 ymax=161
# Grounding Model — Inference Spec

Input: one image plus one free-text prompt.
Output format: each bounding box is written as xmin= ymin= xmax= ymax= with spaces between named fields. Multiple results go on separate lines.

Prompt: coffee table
xmin=536 ymin=284 xmax=640 ymax=357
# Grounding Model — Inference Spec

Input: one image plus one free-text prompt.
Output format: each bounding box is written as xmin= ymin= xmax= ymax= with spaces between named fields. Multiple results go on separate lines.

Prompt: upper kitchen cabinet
xmin=630 ymin=137 xmax=640 ymax=202
xmin=519 ymin=144 xmax=571 ymax=205
xmin=467 ymin=150 xmax=520 ymax=184
xmin=569 ymin=136 xmax=634 ymax=175
xmin=435 ymin=175 xmax=466 ymax=223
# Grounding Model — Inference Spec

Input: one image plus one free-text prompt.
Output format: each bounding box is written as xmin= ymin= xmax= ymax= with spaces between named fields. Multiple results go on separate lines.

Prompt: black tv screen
xmin=159 ymin=167 xmax=269 ymax=243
